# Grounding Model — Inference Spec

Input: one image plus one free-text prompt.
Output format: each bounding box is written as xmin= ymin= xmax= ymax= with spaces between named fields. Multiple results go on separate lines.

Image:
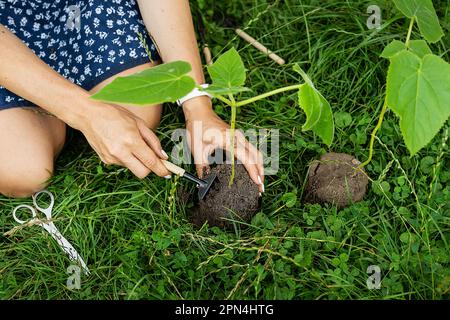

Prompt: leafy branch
xmin=91 ymin=47 xmax=334 ymax=185
xmin=360 ymin=0 xmax=450 ymax=168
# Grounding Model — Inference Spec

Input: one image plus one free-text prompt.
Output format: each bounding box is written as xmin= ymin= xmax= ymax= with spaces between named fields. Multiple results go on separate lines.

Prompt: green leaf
xmin=281 ymin=192 xmax=297 ymax=208
xmin=408 ymin=40 xmax=432 ymax=58
xmin=297 ymin=83 xmax=322 ymax=130
xmin=386 ymin=50 xmax=450 ymax=155
xmin=381 ymin=40 xmax=406 ymax=58
xmin=420 ymin=156 xmax=435 ymax=174
xmin=294 ymin=65 xmax=334 ymax=147
xmin=372 ymin=181 xmax=391 ymax=195
xmin=400 ymin=232 xmax=412 ymax=243
xmin=393 ymin=0 xmax=444 ymax=43
xmin=298 ymin=85 xmax=334 ymax=147
xmin=381 ymin=40 xmax=432 ymax=59
xmin=205 ymin=47 xmax=247 ymax=96
xmin=91 ymin=61 xmax=195 ymax=105
xmin=334 ymin=112 xmax=352 ymax=128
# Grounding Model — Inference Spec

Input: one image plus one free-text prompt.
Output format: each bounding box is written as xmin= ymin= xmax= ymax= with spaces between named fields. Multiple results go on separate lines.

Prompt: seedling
xmin=359 ymin=0 xmax=450 ymax=168
xmin=91 ymin=48 xmax=334 ymax=185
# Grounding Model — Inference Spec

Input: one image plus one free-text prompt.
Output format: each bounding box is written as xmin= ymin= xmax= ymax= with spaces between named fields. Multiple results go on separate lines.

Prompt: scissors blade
xmin=44 ymin=223 xmax=90 ymax=275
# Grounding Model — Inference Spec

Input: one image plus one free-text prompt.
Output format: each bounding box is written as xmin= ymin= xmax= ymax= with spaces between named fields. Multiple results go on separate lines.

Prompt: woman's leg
xmin=0 ymin=62 xmax=161 ymax=198
xmin=0 ymin=108 xmax=66 ymax=198
xmin=89 ymin=62 xmax=163 ymax=130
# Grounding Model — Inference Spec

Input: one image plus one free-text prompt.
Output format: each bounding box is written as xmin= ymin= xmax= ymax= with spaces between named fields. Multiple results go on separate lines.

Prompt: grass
xmin=1 ymin=0 xmax=449 ymax=299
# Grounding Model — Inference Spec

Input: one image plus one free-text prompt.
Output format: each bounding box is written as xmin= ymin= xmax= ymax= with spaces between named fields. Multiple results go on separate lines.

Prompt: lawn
xmin=1 ymin=0 xmax=449 ymax=299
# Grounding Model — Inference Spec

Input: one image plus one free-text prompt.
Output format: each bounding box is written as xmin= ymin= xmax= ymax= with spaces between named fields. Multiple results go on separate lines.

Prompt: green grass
xmin=1 ymin=0 xmax=449 ymax=299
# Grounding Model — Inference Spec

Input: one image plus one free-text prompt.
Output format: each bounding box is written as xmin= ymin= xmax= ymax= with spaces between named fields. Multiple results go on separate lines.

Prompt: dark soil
xmin=192 ymin=164 xmax=261 ymax=229
xmin=305 ymin=152 xmax=368 ymax=209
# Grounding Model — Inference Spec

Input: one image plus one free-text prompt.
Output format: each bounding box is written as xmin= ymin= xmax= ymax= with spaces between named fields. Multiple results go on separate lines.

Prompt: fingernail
xmin=161 ymin=150 xmax=169 ymax=159
xmin=257 ymin=175 xmax=265 ymax=193
xmin=164 ymin=175 xmax=172 ymax=179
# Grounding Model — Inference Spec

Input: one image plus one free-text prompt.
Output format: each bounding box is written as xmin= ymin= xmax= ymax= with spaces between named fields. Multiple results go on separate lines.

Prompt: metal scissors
xmin=12 ymin=190 xmax=90 ymax=275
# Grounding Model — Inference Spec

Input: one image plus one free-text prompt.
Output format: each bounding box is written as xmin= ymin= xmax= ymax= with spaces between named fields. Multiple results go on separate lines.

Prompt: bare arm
xmin=137 ymin=0 xmax=211 ymax=118
xmin=0 ymin=24 xmax=89 ymax=127
xmin=0 ymin=24 xmax=169 ymax=178
xmin=137 ymin=1 xmax=265 ymax=188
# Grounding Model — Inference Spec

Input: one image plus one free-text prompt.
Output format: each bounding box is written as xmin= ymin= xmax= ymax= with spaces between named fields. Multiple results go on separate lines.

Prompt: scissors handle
xmin=12 ymin=205 xmax=37 ymax=224
xmin=32 ymin=190 xmax=55 ymax=218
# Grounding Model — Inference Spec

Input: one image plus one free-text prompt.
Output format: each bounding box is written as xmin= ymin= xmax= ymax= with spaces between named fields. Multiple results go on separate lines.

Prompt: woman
xmin=0 ymin=0 xmax=264 ymax=198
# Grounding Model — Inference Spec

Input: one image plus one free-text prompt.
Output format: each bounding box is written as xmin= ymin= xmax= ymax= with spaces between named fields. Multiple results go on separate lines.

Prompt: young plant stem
xmin=358 ymin=99 xmax=388 ymax=169
xmin=213 ymin=85 xmax=302 ymax=186
xmin=405 ymin=17 xmax=415 ymax=48
xmin=229 ymin=94 xmax=237 ymax=187
xmin=212 ymin=93 xmax=233 ymax=106
xmin=235 ymin=85 xmax=302 ymax=107
xmin=359 ymin=17 xmax=415 ymax=169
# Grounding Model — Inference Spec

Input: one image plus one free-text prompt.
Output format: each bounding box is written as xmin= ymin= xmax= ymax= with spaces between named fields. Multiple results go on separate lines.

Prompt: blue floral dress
xmin=0 ymin=0 xmax=160 ymax=110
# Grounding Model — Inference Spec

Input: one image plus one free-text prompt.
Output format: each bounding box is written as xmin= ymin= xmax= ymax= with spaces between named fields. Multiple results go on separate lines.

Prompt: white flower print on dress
xmin=20 ymin=17 xmax=27 ymax=27
xmin=95 ymin=5 xmax=104 ymax=15
xmin=75 ymin=54 xmax=83 ymax=64
xmin=93 ymin=17 xmax=100 ymax=28
xmin=0 ymin=0 xmax=160 ymax=109
xmin=84 ymin=65 xmax=92 ymax=76
xmin=32 ymin=22 xmax=40 ymax=31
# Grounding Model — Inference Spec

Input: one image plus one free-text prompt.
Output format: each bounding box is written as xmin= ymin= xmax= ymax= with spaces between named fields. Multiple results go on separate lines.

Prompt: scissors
xmin=12 ymin=190 xmax=90 ymax=275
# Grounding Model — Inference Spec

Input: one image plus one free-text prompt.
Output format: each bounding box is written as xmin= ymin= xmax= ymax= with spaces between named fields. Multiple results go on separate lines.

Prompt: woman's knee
xmin=0 ymin=162 xmax=53 ymax=198
xmin=0 ymin=108 xmax=62 ymax=198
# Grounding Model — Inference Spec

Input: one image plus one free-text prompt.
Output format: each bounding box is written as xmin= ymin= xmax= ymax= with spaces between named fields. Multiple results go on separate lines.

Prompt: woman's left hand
xmin=184 ymin=98 xmax=264 ymax=192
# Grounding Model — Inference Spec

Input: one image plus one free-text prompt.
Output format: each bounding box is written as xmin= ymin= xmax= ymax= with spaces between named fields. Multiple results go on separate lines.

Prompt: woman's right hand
xmin=77 ymin=102 xmax=170 ymax=179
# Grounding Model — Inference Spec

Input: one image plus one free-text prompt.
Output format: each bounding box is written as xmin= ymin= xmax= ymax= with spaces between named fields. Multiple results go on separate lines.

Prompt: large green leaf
xmin=294 ymin=64 xmax=334 ymax=147
xmin=205 ymin=47 xmax=247 ymax=96
xmin=408 ymin=40 xmax=433 ymax=58
xmin=381 ymin=40 xmax=432 ymax=59
xmin=393 ymin=0 xmax=444 ymax=43
xmin=386 ymin=50 xmax=450 ymax=155
xmin=381 ymin=40 xmax=407 ymax=59
xmin=91 ymin=61 xmax=195 ymax=105
xmin=298 ymin=83 xmax=322 ymax=130
xmin=298 ymin=84 xmax=334 ymax=147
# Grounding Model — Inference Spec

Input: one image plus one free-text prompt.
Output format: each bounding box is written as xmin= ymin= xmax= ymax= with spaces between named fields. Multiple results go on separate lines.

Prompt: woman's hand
xmin=184 ymin=97 xmax=265 ymax=192
xmin=1 ymin=24 xmax=168 ymax=181
xmin=78 ymin=101 xmax=170 ymax=179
